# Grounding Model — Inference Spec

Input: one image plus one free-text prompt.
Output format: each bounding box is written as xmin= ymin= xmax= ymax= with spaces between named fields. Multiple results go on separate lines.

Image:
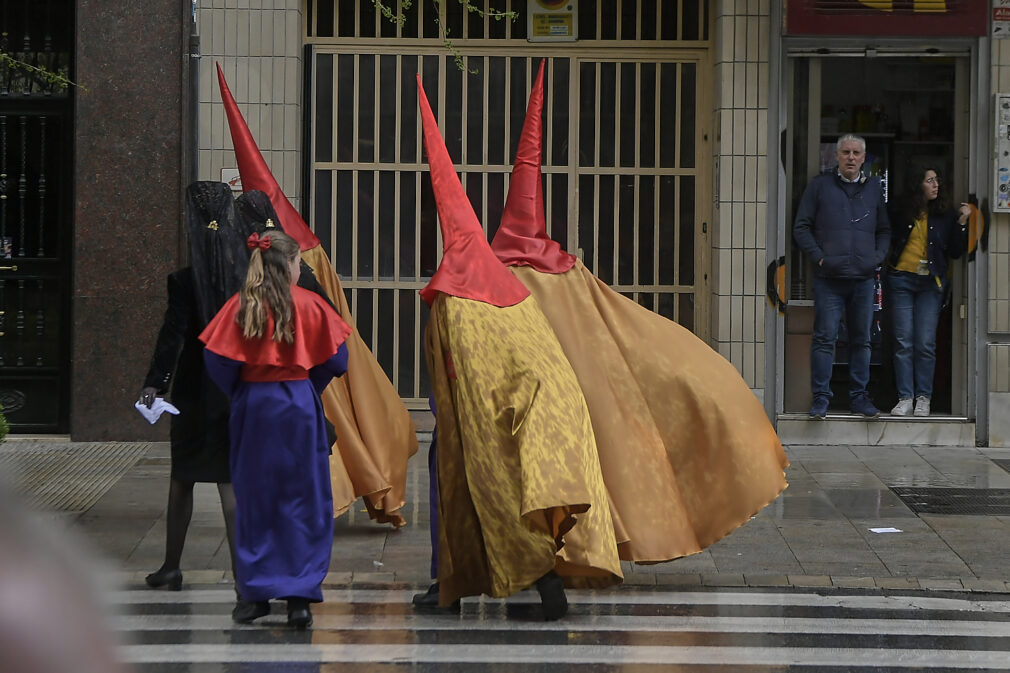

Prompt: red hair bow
xmin=247 ymin=232 xmax=271 ymax=251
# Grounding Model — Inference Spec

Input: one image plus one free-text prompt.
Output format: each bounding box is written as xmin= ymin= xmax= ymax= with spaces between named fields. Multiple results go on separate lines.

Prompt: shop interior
xmin=784 ymin=55 xmax=970 ymax=417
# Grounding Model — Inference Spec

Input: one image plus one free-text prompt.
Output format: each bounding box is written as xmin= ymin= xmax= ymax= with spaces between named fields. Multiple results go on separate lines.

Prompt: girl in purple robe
xmin=200 ymin=230 xmax=351 ymax=629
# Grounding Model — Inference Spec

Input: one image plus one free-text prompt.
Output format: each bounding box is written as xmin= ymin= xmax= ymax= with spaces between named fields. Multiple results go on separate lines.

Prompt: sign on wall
xmin=528 ymin=0 xmax=577 ymax=41
xmin=785 ymin=0 xmax=987 ymax=37
xmin=995 ymin=0 xmax=1010 ymax=38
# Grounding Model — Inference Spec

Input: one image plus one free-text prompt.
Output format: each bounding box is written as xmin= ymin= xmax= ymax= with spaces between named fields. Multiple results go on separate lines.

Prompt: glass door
xmin=782 ymin=53 xmax=972 ymax=416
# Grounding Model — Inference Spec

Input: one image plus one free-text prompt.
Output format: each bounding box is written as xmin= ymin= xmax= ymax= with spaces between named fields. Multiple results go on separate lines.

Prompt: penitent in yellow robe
xmin=425 ymin=292 xmax=623 ymax=606
xmin=509 ymin=260 xmax=788 ymax=563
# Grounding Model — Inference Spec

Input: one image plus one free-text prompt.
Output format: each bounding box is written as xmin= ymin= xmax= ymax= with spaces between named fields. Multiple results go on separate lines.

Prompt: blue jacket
xmin=887 ymin=206 xmax=967 ymax=280
xmin=793 ymin=172 xmax=891 ymax=280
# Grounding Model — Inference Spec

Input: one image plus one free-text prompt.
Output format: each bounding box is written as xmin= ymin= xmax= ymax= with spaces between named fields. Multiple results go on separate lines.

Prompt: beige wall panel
xmin=713 ymin=1 xmax=770 ymax=396
xmin=197 ymin=0 xmax=302 ymax=201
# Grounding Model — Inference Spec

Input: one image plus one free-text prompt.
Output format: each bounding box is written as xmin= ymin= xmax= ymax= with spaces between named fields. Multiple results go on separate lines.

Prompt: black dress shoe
xmin=535 ymin=570 xmax=568 ymax=621
xmin=145 ymin=568 xmax=182 ymax=591
xmin=232 ymin=600 xmax=270 ymax=623
xmin=286 ymin=598 xmax=313 ymax=629
xmin=411 ymin=582 xmax=461 ymax=613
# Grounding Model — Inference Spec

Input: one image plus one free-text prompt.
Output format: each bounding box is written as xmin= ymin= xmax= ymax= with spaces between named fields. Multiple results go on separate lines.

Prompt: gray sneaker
xmin=913 ymin=396 xmax=930 ymax=417
xmin=891 ymin=398 xmax=913 ymax=416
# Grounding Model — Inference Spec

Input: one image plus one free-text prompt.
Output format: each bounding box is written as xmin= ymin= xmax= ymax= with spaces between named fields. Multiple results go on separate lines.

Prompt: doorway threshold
xmin=777 ymin=414 xmax=975 ymax=447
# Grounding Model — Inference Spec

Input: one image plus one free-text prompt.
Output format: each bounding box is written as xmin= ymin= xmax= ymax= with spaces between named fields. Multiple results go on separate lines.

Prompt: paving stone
xmin=322 ymin=571 xmax=353 ymax=585
xmin=743 ymin=574 xmax=791 ymax=587
xmin=33 ymin=438 xmax=1010 ymax=592
xmin=874 ymin=577 xmax=921 ymax=590
xmin=622 ymin=572 xmax=657 ymax=585
xmin=830 ymin=576 xmax=876 ymax=588
xmin=653 ymin=573 xmax=702 ymax=586
xmin=701 ymin=573 xmax=746 ymax=587
xmin=394 ymin=570 xmax=434 ymax=584
xmin=352 ymin=571 xmax=396 ymax=584
xmin=961 ymin=578 xmax=1010 ymax=593
xmin=185 ymin=569 xmax=227 ymax=584
xmin=918 ymin=578 xmax=965 ymax=591
xmin=787 ymin=574 xmax=833 ymax=587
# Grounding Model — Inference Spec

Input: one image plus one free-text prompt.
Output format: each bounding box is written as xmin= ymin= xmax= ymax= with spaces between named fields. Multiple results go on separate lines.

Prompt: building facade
xmin=1 ymin=0 xmax=1006 ymax=445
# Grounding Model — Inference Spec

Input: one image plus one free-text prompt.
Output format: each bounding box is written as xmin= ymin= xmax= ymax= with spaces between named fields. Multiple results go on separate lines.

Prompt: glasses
xmin=925 ymin=176 xmax=940 ymax=185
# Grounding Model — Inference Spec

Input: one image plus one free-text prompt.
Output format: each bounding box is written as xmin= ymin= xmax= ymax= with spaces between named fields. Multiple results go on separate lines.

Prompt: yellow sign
xmin=528 ymin=1 xmax=577 ymax=42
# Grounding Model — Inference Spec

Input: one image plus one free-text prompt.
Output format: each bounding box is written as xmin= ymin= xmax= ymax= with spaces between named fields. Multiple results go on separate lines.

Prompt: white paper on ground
xmin=868 ymin=527 xmax=903 ymax=534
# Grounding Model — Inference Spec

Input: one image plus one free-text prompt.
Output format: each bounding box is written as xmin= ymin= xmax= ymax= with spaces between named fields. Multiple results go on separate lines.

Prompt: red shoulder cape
xmin=199 ymin=286 xmax=352 ymax=368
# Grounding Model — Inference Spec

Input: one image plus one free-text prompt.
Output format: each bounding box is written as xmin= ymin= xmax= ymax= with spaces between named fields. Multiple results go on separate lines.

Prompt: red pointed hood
xmin=417 ymin=75 xmax=529 ymax=308
xmin=217 ymin=63 xmax=319 ymax=251
xmin=490 ymin=60 xmax=576 ymax=274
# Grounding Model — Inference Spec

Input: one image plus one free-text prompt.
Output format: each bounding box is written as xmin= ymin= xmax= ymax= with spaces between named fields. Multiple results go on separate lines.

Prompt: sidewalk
xmin=4 ymin=435 xmax=1010 ymax=593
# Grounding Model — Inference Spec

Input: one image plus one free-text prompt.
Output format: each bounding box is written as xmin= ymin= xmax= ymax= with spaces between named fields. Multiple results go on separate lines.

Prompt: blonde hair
xmin=237 ymin=230 xmax=299 ymax=344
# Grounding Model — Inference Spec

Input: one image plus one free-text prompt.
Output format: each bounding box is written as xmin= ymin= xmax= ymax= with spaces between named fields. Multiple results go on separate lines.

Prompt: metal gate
xmin=0 ymin=0 xmax=74 ymax=432
xmin=305 ymin=0 xmax=711 ymax=406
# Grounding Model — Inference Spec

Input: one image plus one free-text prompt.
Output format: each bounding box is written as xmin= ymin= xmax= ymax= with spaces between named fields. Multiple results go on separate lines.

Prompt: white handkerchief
xmin=135 ymin=398 xmax=181 ymax=424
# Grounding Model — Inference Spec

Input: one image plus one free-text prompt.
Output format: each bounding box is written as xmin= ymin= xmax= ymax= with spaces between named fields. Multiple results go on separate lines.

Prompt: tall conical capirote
xmin=490 ymin=59 xmax=576 ymax=273
xmin=416 ymin=74 xmax=529 ymax=308
xmin=217 ymin=63 xmax=319 ymax=251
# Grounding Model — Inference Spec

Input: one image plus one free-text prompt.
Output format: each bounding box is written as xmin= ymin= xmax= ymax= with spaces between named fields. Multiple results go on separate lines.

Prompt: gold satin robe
xmin=509 ymin=260 xmax=788 ymax=562
xmin=302 ymin=246 xmax=418 ymax=526
xmin=425 ymin=293 xmax=622 ymax=605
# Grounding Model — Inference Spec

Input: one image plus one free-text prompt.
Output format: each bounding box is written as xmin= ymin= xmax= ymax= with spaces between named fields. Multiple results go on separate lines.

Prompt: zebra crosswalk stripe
xmin=113 ymin=586 xmax=1010 ymax=670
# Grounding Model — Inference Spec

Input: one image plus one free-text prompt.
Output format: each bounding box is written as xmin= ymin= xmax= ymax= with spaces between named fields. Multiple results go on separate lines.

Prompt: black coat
xmin=887 ymin=206 xmax=967 ymax=279
xmin=144 ymin=268 xmax=232 ymax=483
xmin=144 ymin=266 xmax=339 ymax=480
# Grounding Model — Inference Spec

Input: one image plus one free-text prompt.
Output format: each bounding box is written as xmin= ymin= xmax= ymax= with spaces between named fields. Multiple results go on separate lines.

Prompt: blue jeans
xmin=887 ymin=270 xmax=945 ymax=400
xmin=811 ymin=275 xmax=875 ymax=401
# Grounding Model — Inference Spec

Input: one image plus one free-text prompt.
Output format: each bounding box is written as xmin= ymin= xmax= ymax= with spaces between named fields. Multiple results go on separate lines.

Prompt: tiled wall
xmin=196 ymin=0 xmax=303 ymax=210
xmin=991 ymin=43 xmax=1010 ymax=363
xmin=712 ymin=0 xmax=769 ymax=395
xmin=990 ymin=42 xmax=1010 ymax=445
xmin=990 ymin=344 xmax=1010 ymax=393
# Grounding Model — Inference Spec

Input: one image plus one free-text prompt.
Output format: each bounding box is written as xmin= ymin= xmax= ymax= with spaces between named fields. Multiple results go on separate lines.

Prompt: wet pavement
xmin=4 ymin=435 xmax=1010 ymax=670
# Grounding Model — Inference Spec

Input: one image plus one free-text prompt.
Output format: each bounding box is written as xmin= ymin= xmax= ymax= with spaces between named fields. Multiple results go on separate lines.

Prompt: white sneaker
xmin=890 ymin=398 xmax=913 ymax=416
xmin=913 ymin=396 xmax=930 ymax=417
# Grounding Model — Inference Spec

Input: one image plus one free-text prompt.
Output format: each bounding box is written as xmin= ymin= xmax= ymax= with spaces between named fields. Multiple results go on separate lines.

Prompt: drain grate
xmin=890 ymin=486 xmax=1010 ymax=515
xmin=0 ymin=441 xmax=151 ymax=513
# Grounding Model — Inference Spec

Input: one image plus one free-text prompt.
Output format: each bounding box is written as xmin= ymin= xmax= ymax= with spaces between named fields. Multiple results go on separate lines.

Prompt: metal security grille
xmin=0 ymin=0 xmax=74 ymax=433
xmin=305 ymin=1 xmax=711 ymax=405
xmin=306 ymin=0 xmax=710 ymax=41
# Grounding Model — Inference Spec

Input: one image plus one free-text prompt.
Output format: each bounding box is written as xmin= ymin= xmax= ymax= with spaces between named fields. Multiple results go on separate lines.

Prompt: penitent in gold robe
xmin=509 ymin=260 xmax=788 ymax=563
xmin=302 ymin=246 xmax=418 ymax=526
xmin=425 ymin=293 xmax=623 ymax=605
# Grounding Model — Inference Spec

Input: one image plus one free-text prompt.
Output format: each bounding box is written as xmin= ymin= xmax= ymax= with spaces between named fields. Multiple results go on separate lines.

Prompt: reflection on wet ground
xmin=34 ymin=438 xmax=1010 ymax=671
xmin=118 ymin=586 xmax=1010 ymax=672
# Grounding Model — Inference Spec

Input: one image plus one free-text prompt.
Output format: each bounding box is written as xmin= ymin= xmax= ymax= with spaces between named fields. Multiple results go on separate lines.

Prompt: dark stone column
xmin=73 ymin=0 xmax=188 ymax=439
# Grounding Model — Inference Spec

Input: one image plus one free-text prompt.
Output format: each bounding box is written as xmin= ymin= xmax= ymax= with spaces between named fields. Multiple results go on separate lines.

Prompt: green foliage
xmin=0 ymin=405 xmax=8 ymax=443
xmin=371 ymin=0 xmax=517 ymax=73
xmin=0 ymin=31 xmax=83 ymax=93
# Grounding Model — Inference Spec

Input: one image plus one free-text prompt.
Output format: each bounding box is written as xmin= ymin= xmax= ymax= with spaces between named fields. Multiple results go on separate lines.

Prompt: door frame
xmin=770 ymin=35 xmax=982 ymax=423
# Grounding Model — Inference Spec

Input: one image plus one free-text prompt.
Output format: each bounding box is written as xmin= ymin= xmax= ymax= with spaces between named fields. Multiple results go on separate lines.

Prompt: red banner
xmin=786 ymin=0 xmax=987 ymax=36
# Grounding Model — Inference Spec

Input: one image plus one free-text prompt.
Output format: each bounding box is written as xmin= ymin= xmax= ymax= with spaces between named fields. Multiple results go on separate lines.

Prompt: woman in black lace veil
xmin=235 ymin=190 xmax=334 ymax=306
xmin=138 ymin=182 xmax=246 ymax=596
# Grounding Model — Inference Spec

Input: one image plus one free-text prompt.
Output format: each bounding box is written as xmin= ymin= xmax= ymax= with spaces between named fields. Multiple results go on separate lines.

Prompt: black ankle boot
xmin=287 ymin=598 xmax=313 ymax=629
xmin=411 ymin=582 xmax=461 ymax=613
xmin=232 ymin=600 xmax=270 ymax=623
xmin=535 ymin=570 xmax=568 ymax=621
xmin=145 ymin=567 xmax=182 ymax=591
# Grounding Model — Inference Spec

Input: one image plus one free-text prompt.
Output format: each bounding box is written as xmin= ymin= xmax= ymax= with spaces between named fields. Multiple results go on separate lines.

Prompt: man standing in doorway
xmin=793 ymin=134 xmax=890 ymax=419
